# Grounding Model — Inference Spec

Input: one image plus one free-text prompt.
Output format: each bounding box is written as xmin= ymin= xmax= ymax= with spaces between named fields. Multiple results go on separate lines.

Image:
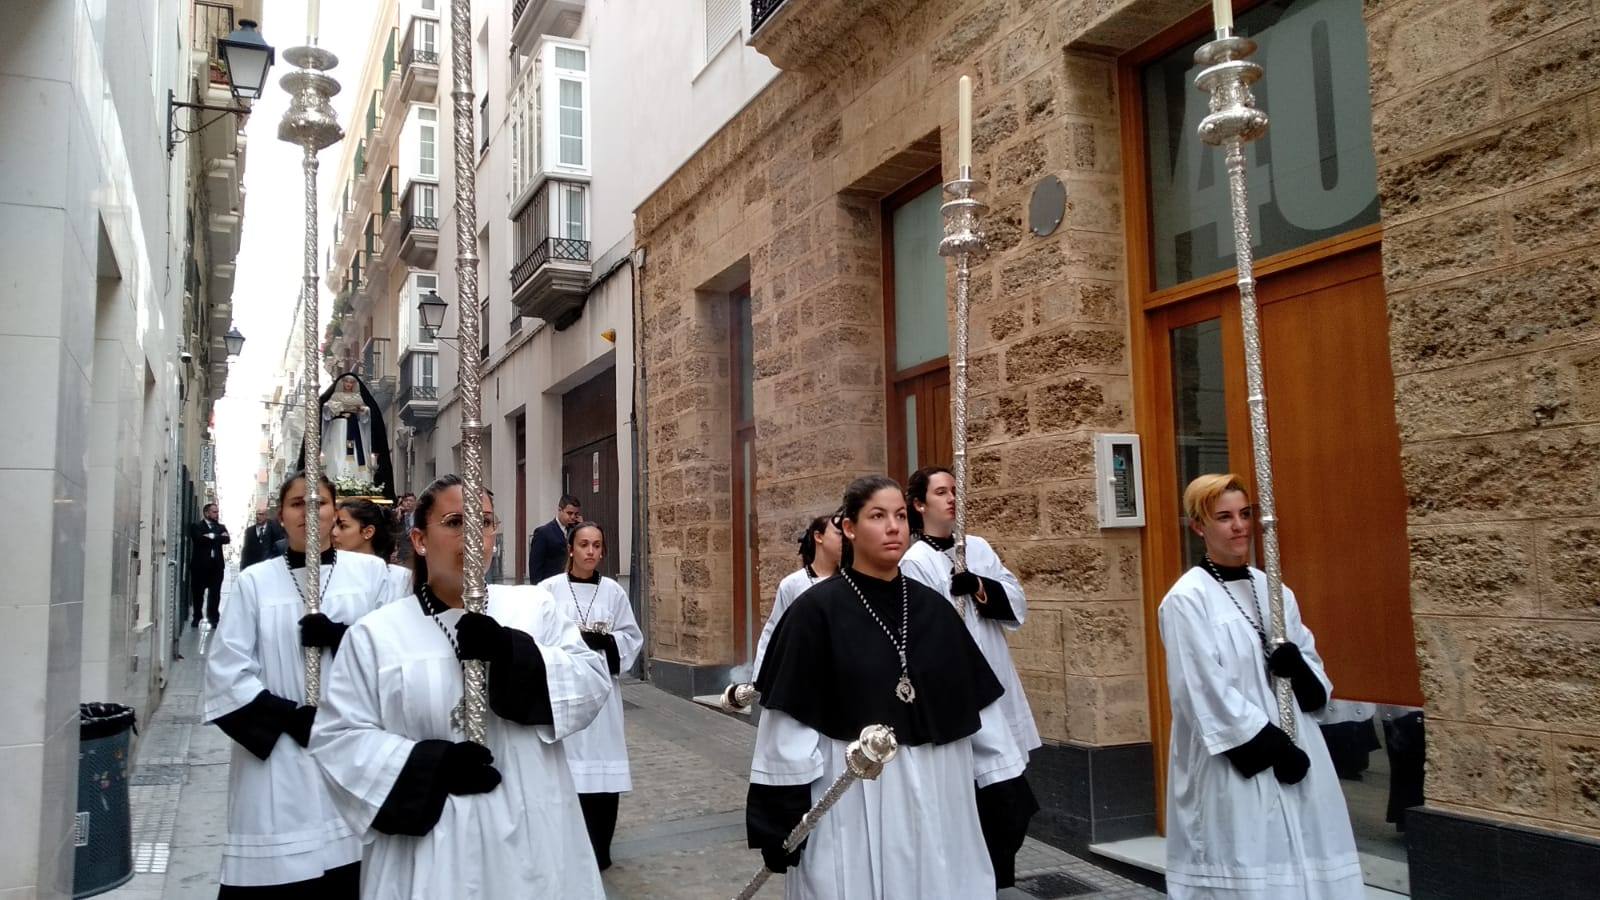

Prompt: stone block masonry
xmin=635 ymin=0 xmax=1153 ymax=751
xmin=1368 ymin=0 xmax=1600 ymax=851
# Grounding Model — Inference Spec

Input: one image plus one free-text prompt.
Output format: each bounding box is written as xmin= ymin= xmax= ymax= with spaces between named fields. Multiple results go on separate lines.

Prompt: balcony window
xmin=403 ymin=272 xmax=440 ymax=348
xmin=510 ymin=38 xmax=589 ymax=207
xmin=511 ymin=180 xmax=590 ymax=290
xmin=418 ymin=107 xmax=437 ymax=178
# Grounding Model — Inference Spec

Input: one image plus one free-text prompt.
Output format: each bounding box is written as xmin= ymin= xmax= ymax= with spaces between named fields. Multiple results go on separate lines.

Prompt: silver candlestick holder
xmin=939 ymin=167 xmax=987 ymax=601
xmin=278 ymin=45 xmax=343 ymax=706
xmin=1194 ymin=31 xmax=1296 ymax=741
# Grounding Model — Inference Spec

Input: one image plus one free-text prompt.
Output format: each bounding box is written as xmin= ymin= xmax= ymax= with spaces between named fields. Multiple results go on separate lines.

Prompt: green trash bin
xmin=73 ymin=702 xmax=136 ymax=898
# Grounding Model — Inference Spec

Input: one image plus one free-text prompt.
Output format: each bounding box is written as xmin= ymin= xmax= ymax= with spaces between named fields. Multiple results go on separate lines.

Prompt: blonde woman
xmin=1159 ymin=473 xmax=1361 ymax=899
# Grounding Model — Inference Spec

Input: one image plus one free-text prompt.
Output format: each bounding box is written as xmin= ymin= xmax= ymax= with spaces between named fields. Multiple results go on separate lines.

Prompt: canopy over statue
xmin=295 ymin=372 xmax=396 ymax=502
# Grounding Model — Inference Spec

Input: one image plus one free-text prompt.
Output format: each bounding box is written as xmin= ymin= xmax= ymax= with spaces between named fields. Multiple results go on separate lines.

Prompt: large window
xmin=883 ymin=171 xmax=951 ymax=482
xmin=1142 ymin=0 xmax=1378 ymax=289
xmin=553 ymin=46 xmax=588 ymax=169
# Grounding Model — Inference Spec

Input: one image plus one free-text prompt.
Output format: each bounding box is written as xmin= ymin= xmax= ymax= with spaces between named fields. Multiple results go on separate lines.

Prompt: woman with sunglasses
xmin=311 ymin=475 xmax=612 ymax=898
xmin=537 ymin=522 xmax=642 ymax=871
xmin=203 ymin=471 xmax=394 ymax=897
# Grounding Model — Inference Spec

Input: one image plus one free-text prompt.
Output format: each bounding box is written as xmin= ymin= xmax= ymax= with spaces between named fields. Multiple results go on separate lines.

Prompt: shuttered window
xmin=705 ymin=0 xmax=739 ymax=59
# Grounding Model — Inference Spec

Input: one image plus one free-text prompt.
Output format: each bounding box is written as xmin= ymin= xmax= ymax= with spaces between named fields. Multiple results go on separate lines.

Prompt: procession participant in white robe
xmin=334 ymin=498 xmax=412 ymax=599
xmin=750 ymin=512 xmax=843 ymax=678
xmin=310 ymin=475 xmax=612 ymax=900
xmin=748 ymin=475 xmax=1034 ymax=899
xmin=901 ymin=466 xmax=1040 ymax=887
xmin=203 ymin=472 xmax=394 ymax=898
xmin=537 ymin=521 xmax=643 ymax=870
xmin=1160 ymin=473 xmax=1362 ymax=900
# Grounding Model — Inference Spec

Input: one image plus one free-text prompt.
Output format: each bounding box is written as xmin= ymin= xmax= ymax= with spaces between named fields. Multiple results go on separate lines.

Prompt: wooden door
xmin=561 ymin=435 xmax=621 ymax=578
xmin=889 ymin=362 xmax=952 ymax=483
xmin=1138 ymin=239 xmax=1421 ymax=827
xmin=515 ymin=416 xmax=527 ymax=582
xmin=730 ymin=285 xmax=760 ymax=662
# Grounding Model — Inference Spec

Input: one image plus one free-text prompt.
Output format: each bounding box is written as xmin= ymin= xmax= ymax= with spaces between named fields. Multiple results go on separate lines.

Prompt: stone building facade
xmin=633 ymin=0 xmax=1598 ymax=894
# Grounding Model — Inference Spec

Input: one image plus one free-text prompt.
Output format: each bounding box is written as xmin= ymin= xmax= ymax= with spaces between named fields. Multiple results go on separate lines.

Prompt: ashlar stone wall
xmin=637 ymin=0 xmax=1154 ymax=746
xmin=1368 ymin=0 xmax=1600 ymax=837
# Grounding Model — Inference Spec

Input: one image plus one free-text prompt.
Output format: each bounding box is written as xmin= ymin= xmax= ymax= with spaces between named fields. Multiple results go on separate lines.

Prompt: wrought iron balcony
xmin=751 ymin=0 xmax=789 ymax=33
xmin=509 ymin=180 xmax=591 ymax=327
xmin=398 ymin=350 xmax=440 ymax=427
xmin=399 ymin=181 xmax=439 ymax=268
xmin=399 ymin=16 xmax=440 ymax=104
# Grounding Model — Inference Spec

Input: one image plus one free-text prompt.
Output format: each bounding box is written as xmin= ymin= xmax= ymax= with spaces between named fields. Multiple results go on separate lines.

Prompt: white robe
xmin=901 ymin=536 xmax=1042 ymax=753
xmin=1159 ymin=566 xmax=1364 ymax=900
xmin=538 ymin=573 xmax=644 ymax=794
xmin=310 ymin=584 xmax=611 ymax=900
xmin=751 ymin=567 xmax=819 ymax=678
xmin=202 ymin=551 xmax=394 ymax=886
xmin=751 ymin=705 xmax=1026 ymax=900
xmin=385 ymin=563 xmax=414 ymax=601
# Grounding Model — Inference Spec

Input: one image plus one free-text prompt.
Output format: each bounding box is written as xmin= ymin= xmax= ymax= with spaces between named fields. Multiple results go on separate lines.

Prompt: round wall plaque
xmin=1029 ymin=175 xmax=1066 ymax=237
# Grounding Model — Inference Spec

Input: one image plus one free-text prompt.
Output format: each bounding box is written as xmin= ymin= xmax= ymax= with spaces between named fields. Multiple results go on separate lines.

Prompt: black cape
xmin=754 ymin=569 xmax=1005 ymax=747
xmin=294 ymin=371 xmax=397 ymax=502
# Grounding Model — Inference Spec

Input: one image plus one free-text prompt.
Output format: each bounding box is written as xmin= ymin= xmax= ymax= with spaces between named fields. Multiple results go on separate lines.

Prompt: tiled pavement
xmin=104 ymin=608 xmax=1161 ymax=899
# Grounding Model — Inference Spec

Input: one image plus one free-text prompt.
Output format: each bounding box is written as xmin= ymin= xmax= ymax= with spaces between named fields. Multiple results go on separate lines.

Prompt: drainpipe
xmin=627 ymin=246 xmax=651 ymax=680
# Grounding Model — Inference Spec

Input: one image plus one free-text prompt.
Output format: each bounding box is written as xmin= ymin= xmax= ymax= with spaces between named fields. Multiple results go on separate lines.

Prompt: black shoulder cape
xmin=753 ymin=569 xmax=1004 ymax=747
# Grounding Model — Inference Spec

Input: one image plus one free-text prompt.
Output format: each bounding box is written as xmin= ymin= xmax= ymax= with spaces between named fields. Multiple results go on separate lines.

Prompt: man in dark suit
xmin=239 ymin=508 xmax=285 ymax=570
xmin=528 ymin=493 xmax=581 ymax=583
xmin=189 ymin=502 xmax=230 ymax=627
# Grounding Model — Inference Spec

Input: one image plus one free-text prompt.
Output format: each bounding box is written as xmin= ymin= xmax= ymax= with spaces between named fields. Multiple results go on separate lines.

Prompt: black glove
xmin=761 ymin=840 xmax=804 ymax=874
xmin=454 ymin=612 xmax=511 ymax=662
xmin=1268 ymin=642 xmax=1310 ymax=678
xmin=950 ymin=570 xmax=980 ymax=597
xmin=285 ymin=704 xmax=317 ymax=748
xmin=1267 ymin=642 xmax=1328 ymax=712
xmin=581 ymin=630 xmax=622 ymax=675
xmin=1274 ymin=742 xmax=1311 ymax=785
xmin=299 ymin=613 xmax=348 ymax=651
xmin=442 ymin=740 xmax=502 ymax=795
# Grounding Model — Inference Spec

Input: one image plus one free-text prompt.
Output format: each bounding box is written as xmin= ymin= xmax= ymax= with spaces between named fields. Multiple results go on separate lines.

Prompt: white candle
xmin=1211 ymin=0 xmax=1233 ymax=32
xmin=308 ymin=0 xmax=320 ymax=41
xmin=957 ymin=75 xmax=973 ymax=171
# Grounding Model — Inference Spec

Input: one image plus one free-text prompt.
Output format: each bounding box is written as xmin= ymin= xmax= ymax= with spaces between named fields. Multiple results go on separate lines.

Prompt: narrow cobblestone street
xmin=103 ymin=581 xmax=1163 ymax=900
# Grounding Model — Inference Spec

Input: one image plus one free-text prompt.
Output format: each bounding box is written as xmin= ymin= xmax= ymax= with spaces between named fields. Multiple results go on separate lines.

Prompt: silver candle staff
xmin=732 ymin=725 xmax=900 ymax=900
xmin=277 ymin=44 xmax=343 ymax=705
xmin=446 ymin=0 xmax=490 ymax=745
xmin=1193 ymin=29 xmax=1296 ymax=741
xmin=938 ymin=166 xmax=987 ymax=607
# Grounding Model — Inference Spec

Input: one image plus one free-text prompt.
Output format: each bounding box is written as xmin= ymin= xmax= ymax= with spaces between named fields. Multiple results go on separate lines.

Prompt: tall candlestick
xmin=957 ymin=75 xmax=973 ymax=170
xmin=1211 ymin=0 xmax=1233 ymax=32
xmin=307 ymin=0 xmax=320 ymax=42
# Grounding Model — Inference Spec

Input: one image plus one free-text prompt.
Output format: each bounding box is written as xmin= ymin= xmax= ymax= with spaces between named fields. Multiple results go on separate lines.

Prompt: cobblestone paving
xmin=102 ymin=586 xmax=1163 ymax=898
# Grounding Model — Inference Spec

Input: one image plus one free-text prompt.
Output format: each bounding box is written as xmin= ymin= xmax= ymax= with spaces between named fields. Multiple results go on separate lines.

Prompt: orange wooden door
xmin=1140 ymin=241 xmax=1421 ymax=830
xmin=890 ymin=364 xmax=953 ymax=483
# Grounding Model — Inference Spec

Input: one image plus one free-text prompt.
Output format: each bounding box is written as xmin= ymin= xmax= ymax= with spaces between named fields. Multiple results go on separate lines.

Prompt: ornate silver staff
xmin=277 ymin=41 xmax=342 ymax=705
xmin=938 ymin=76 xmax=986 ymax=611
xmin=732 ymin=725 xmax=900 ymax=900
xmin=721 ymin=682 xmax=758 ymax=713
xmin=446 ymin=0 xmax=490 ymax=745
xmin=1193 ymin=25 xmax=1296 ymax=740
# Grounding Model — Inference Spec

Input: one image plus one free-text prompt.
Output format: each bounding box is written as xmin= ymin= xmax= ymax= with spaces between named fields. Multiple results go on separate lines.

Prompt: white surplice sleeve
xmin=309 ymin=621 xmax=415 ymax=839
xmin=751 ymin=572 xmax=805 ymax=678
xmin=203 ymin=570 xmax=267 ymax=721
xmin=525 ymin=591 xmax=613 ymax=743
xmin=1159 ymin=589 xmax=1271 ymax=755
xmin=607 ymin=581 xmax=644 ymax=673
xmin=969 ymin=700 xmax=1028 ymax=788
xmin=970 ymin=536 xmax=1027 ymax=630
xmin=1284 ymin=583 xmax=1335 ymax=701
xmin=750 ymin=708 xmax=826 ymax=787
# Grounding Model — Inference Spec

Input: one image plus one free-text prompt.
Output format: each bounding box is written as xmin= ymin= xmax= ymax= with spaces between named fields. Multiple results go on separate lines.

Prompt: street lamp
xmin=224 ymin=326 xmax=246 ymax=357
xmin=417 ymin=291 xmax=448 ymax=332
xmin=166 ymin=20 xmax=277 ymax=155
xmin=217 ymin=20 xmax=276 ymax=100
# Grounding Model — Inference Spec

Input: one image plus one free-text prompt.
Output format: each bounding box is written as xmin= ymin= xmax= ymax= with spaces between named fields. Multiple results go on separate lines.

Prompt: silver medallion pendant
xmin=588 ymin=621 xmax=611 ymax=636
xmin=895 ymin=673 xmax=916 ymax=704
